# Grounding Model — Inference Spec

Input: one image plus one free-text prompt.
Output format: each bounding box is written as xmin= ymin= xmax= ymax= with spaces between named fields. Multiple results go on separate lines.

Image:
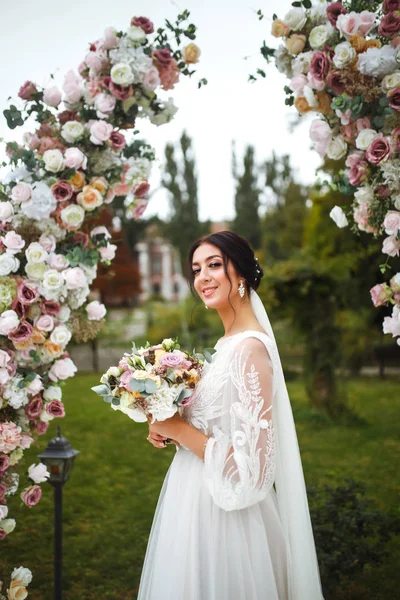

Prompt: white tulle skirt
xmin=137 ymin=447 xmax=289 ymax=600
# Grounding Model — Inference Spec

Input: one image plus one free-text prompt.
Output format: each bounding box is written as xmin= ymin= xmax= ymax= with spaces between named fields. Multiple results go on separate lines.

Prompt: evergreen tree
xmin=232 ymin=144 xmax=261 ymax=250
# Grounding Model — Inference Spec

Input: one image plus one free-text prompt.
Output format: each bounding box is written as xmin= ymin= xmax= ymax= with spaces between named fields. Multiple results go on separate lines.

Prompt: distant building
xmin=135 ymin=224 xmax=189 ymax=303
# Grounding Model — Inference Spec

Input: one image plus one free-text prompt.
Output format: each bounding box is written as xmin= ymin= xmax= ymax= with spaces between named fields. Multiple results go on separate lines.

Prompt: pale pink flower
xmin=86 ymin=300 xmax=107 ymax=320
xmin=99 ymin=244 xmax=117 ymax=261
xmin=35 ymin=314 xmax=55 ymax=332
xmin=48 ymin=357 xmax=77 ymax=382
xmin=103 ymin=26 xmax=119 ymax=50
xmin=383 ymin=210 xmax=400 ymax=235
xmin=27 ymin=375 xmax=43 ymax=396
xmin=64 ymin=147 xmax=87 ymax=170
xmin=383 ymin=306 xmax=400 ymax=336
xmin=309 ymin=119 xmax=332 ymax=157
xmin=63 ymin=267 xmax=87 ymax=289
xmin=20 ymin=433 xmax=33 ymax=449
xmin=63 ymin=70 xmax=83 ymax=104
xmin=382 ymin=235 xmax=400 ymax=256
xmin=43 ymin=86 xmax=62 ymax=107
xmin=370 ymin=283 xmax=392 ymax=307
xmin=94 ymin=93 xmax=116 ymax=118
xmin=143 ymin=66 xmax=161 ymax=91
xmin=0 ymin=349 xmax=10 ymax=368
xmin=0 ymin=422 xmax=22 ymax=453
xmin=90 ymin=120 xmax=113 ymax=145
xmin=0 ymin=310 xmax=19 ymax=336
xmin=335 ymin=109 xmax=352 ymax=125
xmin=356 ymin=117 xmax=372 ymax=131
xmin=11 ymin=182 xmax=31 ymax=203
xmin=3 ymin=231 xmax=25 ymax=254
xmin=39 ymin=234 xmax=56 ymax=253
xmin=0 ymin=201 xmax=13 ymax=223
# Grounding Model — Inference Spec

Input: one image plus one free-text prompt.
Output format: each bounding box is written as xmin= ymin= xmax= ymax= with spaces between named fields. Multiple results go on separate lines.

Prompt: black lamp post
xmin=39 ymin=426 xmax=79 ymax=600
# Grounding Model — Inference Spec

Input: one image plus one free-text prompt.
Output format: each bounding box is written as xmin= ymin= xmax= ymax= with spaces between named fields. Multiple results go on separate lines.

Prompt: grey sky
xmin=0 ymin=0 xmax=321 ymax=221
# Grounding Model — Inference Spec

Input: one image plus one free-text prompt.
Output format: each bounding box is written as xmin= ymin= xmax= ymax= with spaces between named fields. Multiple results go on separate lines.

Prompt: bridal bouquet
xmin=92 ymin=338 xmax=214 ymax=422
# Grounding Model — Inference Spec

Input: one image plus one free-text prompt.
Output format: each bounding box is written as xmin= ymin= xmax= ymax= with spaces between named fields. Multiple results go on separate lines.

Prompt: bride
xmin=137 ymin=230 xmax=324 ymax=600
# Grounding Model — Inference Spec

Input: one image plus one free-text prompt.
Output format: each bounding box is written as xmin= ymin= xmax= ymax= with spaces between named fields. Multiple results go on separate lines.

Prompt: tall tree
xmin=162 ymin=131 xmax=205 ymax=274
xmin=232 ymin=144 xmax=261 ymax=250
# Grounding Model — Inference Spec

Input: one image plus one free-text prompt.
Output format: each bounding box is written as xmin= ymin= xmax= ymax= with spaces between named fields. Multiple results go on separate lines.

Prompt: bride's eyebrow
xmin=192 ymin=254 xmax=222 ymax=267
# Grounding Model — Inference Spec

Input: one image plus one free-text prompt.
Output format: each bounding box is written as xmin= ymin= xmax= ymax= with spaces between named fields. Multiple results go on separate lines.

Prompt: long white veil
xmin=250 ymin=289 xmax=324 ymax=600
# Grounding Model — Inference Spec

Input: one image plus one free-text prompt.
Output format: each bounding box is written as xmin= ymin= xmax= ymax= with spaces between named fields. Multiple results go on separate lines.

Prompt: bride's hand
xmin=147 ymin=429 xmax=169 ymax=449
xmin=148 ymin=412 xmax=184 ymax=441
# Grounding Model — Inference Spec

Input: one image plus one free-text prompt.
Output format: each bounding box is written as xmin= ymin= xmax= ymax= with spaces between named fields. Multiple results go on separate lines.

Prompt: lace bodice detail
xmin=184 ymin=331 xmax=277 ymax=512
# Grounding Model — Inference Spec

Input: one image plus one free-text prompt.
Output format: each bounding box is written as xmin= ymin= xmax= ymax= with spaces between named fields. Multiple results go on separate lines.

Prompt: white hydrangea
xmin=357 ymin=45 xmax=398 ymax=79
xmin=67 ymin=285 xmax=90 ymax=309
xmin=126 ymin=157 xmax=152 ymax=183
xmin=3 ymin=377 xmax=29 ymax=410
xmin=149 ymin=98 xmax=178 ymax=127
xmin=274 ymin=45 xmax=294 ymax=78
xmin=91 ymin=149 xmax=122 ymax=175
xmin=20 ymin=182 xmax=57 ymax=221
xmin=292 ymin=51 xmax=313 ymax=75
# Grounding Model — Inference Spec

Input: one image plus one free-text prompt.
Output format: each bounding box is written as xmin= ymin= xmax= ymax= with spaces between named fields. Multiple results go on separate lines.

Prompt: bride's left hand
xmin=149 ymin=412 xmax=184 ymax=440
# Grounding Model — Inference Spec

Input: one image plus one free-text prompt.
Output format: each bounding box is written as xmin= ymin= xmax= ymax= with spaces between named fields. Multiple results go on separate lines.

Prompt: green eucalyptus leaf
xmin=130 ymin=379 xmax=146 ymax=393
xmin=91 ymin=384 xmax=111 ymax=397
xmin=145 ymin=379 xmax=157 ymax=394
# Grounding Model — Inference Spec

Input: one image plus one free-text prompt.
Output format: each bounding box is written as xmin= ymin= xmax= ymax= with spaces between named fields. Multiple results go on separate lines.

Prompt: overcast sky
xmin=0 ymin=0 xmax=321 ymax=221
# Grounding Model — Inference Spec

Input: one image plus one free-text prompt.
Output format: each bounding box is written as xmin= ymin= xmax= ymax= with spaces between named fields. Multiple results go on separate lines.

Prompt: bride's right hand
xmin=147 ymin=429 xmax=181 ymax=449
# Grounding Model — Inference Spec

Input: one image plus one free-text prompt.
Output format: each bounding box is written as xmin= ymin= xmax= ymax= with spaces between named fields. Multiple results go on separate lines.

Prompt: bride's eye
xmin=192 ymin=268 xmax=200 ymax=276
xmin=209 ymin=262 xmax=221 ymax=268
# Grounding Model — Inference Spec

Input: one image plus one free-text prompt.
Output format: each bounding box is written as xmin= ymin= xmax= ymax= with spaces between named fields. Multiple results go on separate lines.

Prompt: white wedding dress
xmin=138 ymin=330 xmax=301 ymax=600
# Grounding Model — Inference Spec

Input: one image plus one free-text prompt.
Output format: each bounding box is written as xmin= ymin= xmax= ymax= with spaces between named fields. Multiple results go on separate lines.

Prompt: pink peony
xmin=0 ymin=454 xmax=10 ymax=476
xmin=8 ymin=320 xmax=34 ymax=343
xmin=90 ymin=120 xmax=113 ymax=145
xmin=383 ymin=210 xmax=400 ymax=234
xmin=65 ymin=147 xmax=87 ymax=170
xmin=109 ymin=131 xmax=126 ymax=150
xmin=11 ymin=182 xmax=31 ymax=203
xmin=51 ymin=180 xmax=74 ymax=202
xmin=25 ymin=395 xmax=43 ymax=419
xmin=131 ymin=16 xmax=154 ymax=34
xmin=326 ymin=1 xmax=347 ymax=28
xmin=0 ymin=422 xmax=22 ymax=453
xmin=309 ymin=52 xmax=331 ymax=82
xmin=382 ymin=235 xmax=400 ymax=256
xmin=18 ymin=282 xmax=39 ymax=305
xmin=49 ymin=357 xmax=77 ymax=382
xmin=159 ymin=352 xmax=191 ymax=369
xmin=366 ymin=136 xmax=391 ymax=165
xmin=379 ymin=11 xmax=400 ymax=38
xmin=143 ymin=66 xmax=161 ymax=91
xmin=43 ymin=86 xmax=62 ymax=107
xmin=21 ymin=485 xmax=42 ymax=507
xmin=18 ymin=80 xmax=38 ymax=100
xmin=370 ymin=283 xmax=392 ymax=307
xmin=63 ymin=70 xmax=83 ymax=104
xmin=0 ymin=310 xmax=19 ymax=336
xmin=45 ymin=400 xmax=65 ymax=418
xmin=4 ymin=230 xmax=25 ymax=254
xmin=86 ymin=300 xmax=106 ymax=321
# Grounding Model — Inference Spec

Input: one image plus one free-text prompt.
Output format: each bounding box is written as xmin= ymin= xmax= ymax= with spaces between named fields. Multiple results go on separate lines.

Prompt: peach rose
xmin=70 ymin=171 xmax=86 ymax=191
xmin=315 ymin=91 xmax=333 ymax=115
xmin=90 ymin=177 xmax=108 ymax=195
xmin=31 ymin=329 xmax=47 ymax=345
xmin=183 ymin=43 xmax=201 ymax=64
xmin=7 ymin=579 xmax=28 ymax=600
xmin=286 ymin=34 xmax=306 ymax=55
xmin=294 ymin=96 xmax=313 ymax=114
xmin=77 ymin=185 xmax=103 ymax=211
xmin=349 ymin=35 xmax=367 ymax=53
xmin=43 ymin=341 xmax=63 ymax=358
xmin=271 ymin=19 xmax=290 ymax=38
xmin=365 ymin=39 xmax=381 ymax=49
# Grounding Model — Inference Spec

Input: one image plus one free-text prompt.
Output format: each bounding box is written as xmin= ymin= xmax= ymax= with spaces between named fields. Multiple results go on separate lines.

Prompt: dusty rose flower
xmin=43 ymin=86 xmax=62 ymax=107
xmin=309 ymin=52 xmax=331 ymax=81
xmin=326 ymin=1 xmax=347 ymax=27
xmin=130 ymin=198 xmax=148 ymax=220
xmin=392 ymin=126 xmax=400 ymax=149
xmin=0 ymin=483 xmax=7 ymax=502
xmin=58 ymin=110 xmax=78 ymax=125
xmin=18 ymin=80 xmax=38 ymax=100
xmin=45 ymin=400 xmax=65 ymax=418
xmin=159 ymin=60 xmax=180 ymax=90
xmin=379 ymin=12 xmax=400 ymax=38
xmin=0 ymin=454 xmax=10 ymax=476
xmin=152 ymin=48 xmax=173 ymax=67
xmin=11 ymin=299 xmax=26 ymax=319
xmin=71 ymin=232 xmax=89 ymax=246
xmin=35 ymin=421 xmax=49 ymax=436
xmin=133 ymin=180 xmax=150 ymax=198
xmin=370 ymin=283 xmax=392 ymax=307
xmin=366 ymin=136 xmax=391 ymax=164
xmin=38 ymin=136 xmax=65 ymax=156
xmin=110 ymin=131 xmax=126 ymax=150
xmin=375 ymin=184 xmax=391 ymax=199
xmin=9 ymin=320 xmax=34 ymax=344
xmin=21 ymin=484 xmax=42 ymax=507
xmin=25 ymin=395 xmax=43 ymax=419
xmin=17 ymin=282 xmax=39 ymax=305
xmin=356 ymin=116 xmax=372 ymax=131
xmin=383 ymin=0 xmax=400 ymax=12
xmin=327 ymin=70 xmax=345 ymax=94
xmin=51 ymin=180 xmax=74 ymax=202
xmin=159 ymin=352 xmax=191 ymax=369
xmin=40 ymin=299 xmax=61 ymax=316
xmin=103 ymin=77 xmax=133 ymax=101
xmin=388 ymin=87 xmax=400 ymax=110
xmin=131 ymin=16 xmax=154 ymax=34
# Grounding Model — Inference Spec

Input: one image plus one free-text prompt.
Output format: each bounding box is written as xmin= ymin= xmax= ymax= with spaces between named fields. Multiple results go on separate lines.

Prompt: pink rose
xmin=370 ymin=283 xmax=392 ymax=307
xmin=130 ymin=198 xmax=148 ymax=220
xmin=375 ymin=184 xmax=391 ymax=199
xmin=86 ymin=300 xmax=107 ymax=320
xmin=336 ymin=12 xmax=361 ymax=37
xmin=35 ymin=420 xmax=49 ymax=436
xmin=152 ymin=49 xmax=173 ymax=67
xmin=379 ymin=12 xmax=400 ymax=38
xmin=354 ymin=202 xmax=376 ymax=233
xmin=99 ymin=244 xmax=117 ymax=261
xmin=38 ymin=136 xmax=64 ymax=156
xmin=85 ymin=50 xmax=107 ymax=74
xmin=45 ymin=400 xmax=65 ymax=418
xmin=43 ymin=86 xmax=62 ymax=107
xmin=159 ymin=352 xmax=192 ymax=369
xmin=366 ymin=136 xmax=391 ymax=165
xmin=383 ymin=312 xmax=400 ymax=336
xmin=40 ymin=299 xmax=61 ymax=316
xmin=104 ymin=78 xmax=133 ymax=101
xmin=39 ymin=234 xmax=56 ymax=253
xmin=21 ymin=484 xmax=42 ymax=507
xmin=326 ymin=2 xmax=347 ymax=27
xmin=387 ymin=87 xmax=400 ymax=111
xmin=159 ymin=60 xmax=180 ymax=91
xmin=0 ymin=201 xmax=13 ymax=223
xmin=49 ymin=357 xmax=77 ymax=382
xmin=0 ymin=421 xmax=22 ymax=453
xmin=382 ymin=235 xmax=400 ymax=256
xmin=0 ymin=349 xmax=10 ymax=368
xmin=309 ymin=119 xmax=332 ymax=157
xmin=133 ymin=180 xmax=150 ymax=198
xmin=27 ymin=375 xmax=43 ymax=396
xmin=0 ymin=310 xmax=19 ymax=336
xmin=327 ymin=70 xmax=345 ymax=94
xmin=25 ymin=395 xmax=43 ymax=419
xmin=120 ymin=369 xmax=134 ymax=390
xmin=0 ymin=454 xmax=10 ymax=476
xmin=335 ymin=109 xmax=352 ymax=125
xmin=131 ymin=16 xmax=154 ymax=34
xmin=94 ymin=93 xmax=116 ymax=118
xmin=143 ymin=66 xmax=161 ymax=91
xmin=110 ymin=131 xmax=126 ymax=150
xmin=11 ymin=182 xmax=31 ymax=203
xmin=17 ymin=282 xmax=39 ymax=305
xmin=103 ymin=26 xmax=119 ymax=50
xmin=289 ymin=74 xmax=307 ymax=96
xmin=48 ymin=253 xmax=69 ymax=271
xmin=383 ymin=210 xmax=400 ymax=234
xmin=35 ymin=314 xmax=55 ymax=331
xmin=3 ymin=231 xmax=25 ymax=254
xmin=9 ymin=320 xmax=34 ymax=343
xmin=307 ymin=72 xmax=325 ymax=91
xmin=65 ymin=147 xmax=87 ymax=170
xmin=309 ymin=52 xmax=331 ymax=82
xmin=63 ymin=70 xmax=83 ymax=104
xmin=348 ymin=159 xmax=368 ymax=185
xmin=18 ymin=80 xmax=38 ymax=100
xmin=90 ymin=120 xmax=113 ymax=145
xmin=358 ymin=11 xmax=376 ymax=35
xmin=58 ymin=109 xmax=78 ymax=125
xmin=51 ymin=180 xmax=74 ymax=202
xmin=63 ymin=267 xmax=87 ymax=289
xmin=383 ymin=0 xmax=400 ymax=13
xmin=356 ymin=117 xmax=372 ymax=131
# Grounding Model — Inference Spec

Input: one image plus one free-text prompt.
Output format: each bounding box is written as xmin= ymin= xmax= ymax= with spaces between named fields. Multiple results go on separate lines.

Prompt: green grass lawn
xmin=2 ymin=373 xmax=399 ymax=599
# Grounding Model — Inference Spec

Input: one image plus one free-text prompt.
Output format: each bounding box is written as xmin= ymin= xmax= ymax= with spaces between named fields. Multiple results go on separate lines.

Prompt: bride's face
xmin=191 ymin=243 xmax=241 ymax=310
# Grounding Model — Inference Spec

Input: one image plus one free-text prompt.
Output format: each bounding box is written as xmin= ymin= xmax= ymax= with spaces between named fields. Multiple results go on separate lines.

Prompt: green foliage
xmin=65 ymin=246 xmax=100 ymax=268
xmin=3 ymin=105 xmax=24 ymax=129
xmin=232 ymin=144 xmax=262 ymax=250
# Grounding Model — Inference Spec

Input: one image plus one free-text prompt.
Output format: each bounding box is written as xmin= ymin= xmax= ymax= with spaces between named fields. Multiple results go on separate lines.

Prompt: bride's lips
xmin=203 ymin=286 xmax=217 ymax=298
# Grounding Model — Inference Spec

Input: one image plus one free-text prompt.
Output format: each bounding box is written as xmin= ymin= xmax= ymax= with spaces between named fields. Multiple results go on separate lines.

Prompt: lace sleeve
xmin=204 ymin=336 xmax=276 ymax=511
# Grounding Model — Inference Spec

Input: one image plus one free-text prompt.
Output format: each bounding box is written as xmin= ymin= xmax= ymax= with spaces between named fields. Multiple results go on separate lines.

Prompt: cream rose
xmin=0 ymin=254 xmax=20 ymax=276
xmin=110 ymin=63 xmax=135 ymax=86
xmin=309 ymin=25 xmax=330 ymax=50
xmin=354 ymin=186 xmax=374 ymax=204
xmin=60 ymin=204 xmax=85 ymax=229
xmin=25 ymin=242 xmax=49 ymax=264
xmin=43 ymin=149 xmax=65 ymax=173
xmin=355 ymin=128 xmax=379 ymax=150
xmin=183 ymin=43 xmax=201 ymax=63
xmin=11 ymin=567 xmax=33 ymax=587
xmin=283 ymin=7 xmax=307 ymax=31
xmin=381 ymin=71 xmax=400 ymax=91
xmin=25 ymin=262 xmax=46 ymax=280
xmin=326 ymin=136 xmax=347 ymax=160
xmin=0 ymin=201 xmax=14 ymax=223
xmin=333 ymin=41 xmax=356 ymax=69
xmin=50 ymin=325 xmax=72 ymax=347
xmin=286 ymin=34 xmax=306 ymax=55
xmin=41 ymin=270 xmax=65 ymax=295
xmin=126 ymin=25 xmax=147 ymax=43
xmin=61 ymin=121 xmax=85 ymax=144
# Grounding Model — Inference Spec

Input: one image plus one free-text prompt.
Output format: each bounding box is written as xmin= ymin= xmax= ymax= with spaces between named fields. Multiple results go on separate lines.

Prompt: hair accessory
xmin=238 ymin=280 xmax=245 ymax=298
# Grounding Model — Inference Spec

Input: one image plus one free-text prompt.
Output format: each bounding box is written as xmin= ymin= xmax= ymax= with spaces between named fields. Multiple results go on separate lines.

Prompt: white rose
xmin=0 ymin=505 xmax=8 ymax=519
xmin=106 ymin=366 xmax=120 ymax=378
xmin=11 ymin=567 xmax=33 ymax=586
xmin=162 ymin=338 xmax=175 ymax=351
xmin=48 ymin=253 xmax=69 ymax=271
xmin=354 ymin=186 xmax=374 ymax=204
xmin=25 ymin=242 xmax=49 ymax=264
xmin=283 ymin=7 xmax=307 ymax=31
xmin=61 ymin=121 xmax=85 ymax=144
xmin=0 ymin=254 xmax=20 ymax=276
xmin=63 ymin=267 xmax=87 ymax=289
xmin=309 ymin=25 xmax=330 ymax=50
xmin=292 ymin=51 xmax=313 ymax=75
xmin=329 ymin=206 xmax=349 ymax=228
xmin=60 ymin=204 xmax=85 ymax=229
xmin=41 ymin=270 xmax=65 ymax=296
xmin=355 ymin=128 xmax=379 ymax=150
xmin=0 ymin=201 xmax=14 ymax=223
xmin=126 ymin=25 xmax=146 ymax=44
xmin=43 ymin=149 xmax=65 ymax=173
xmin=381 ymin=71 xmax=400 ymax=91
xmin=0 ymin=518 xmax=16 ymax=535
xmin=40 ymin=407 xmax=54 ymax=422
xmin=25 ymin=262 xmax=47 ymax=280
xmin=110 ymin=63 xmax=135 ymax=86
xmin=303 ymin=85 xmax=318 ymax=107
xmin=28 ymin=463 xmax=50 ymax=484
xmin=43 ymin=385 xmax=62 ymax=401
xmin=326 ymin=136 xmax=347 ymax=160
xmin=0 ymin=310 xmax=19 ymax=335
xmin=333 ymin=42 xmax=356 ymax=69
xmin=57 ymin=305 xmax=71 ymax=322
xmin=50 ymin=325 xmax=72 ymax=347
